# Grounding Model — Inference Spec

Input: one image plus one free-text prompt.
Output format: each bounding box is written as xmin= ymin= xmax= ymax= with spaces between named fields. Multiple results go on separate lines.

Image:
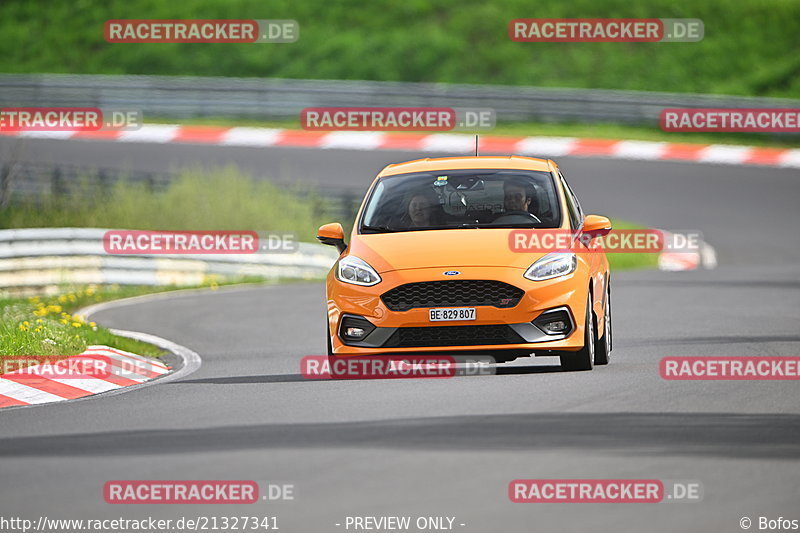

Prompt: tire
xmin=560 ymin=291 xmax=595 ymax=371
xmin=594 ymin=280 xmax=612 ymax=366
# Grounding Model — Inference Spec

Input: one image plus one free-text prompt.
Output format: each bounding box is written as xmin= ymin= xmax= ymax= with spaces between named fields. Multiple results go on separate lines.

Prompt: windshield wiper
xmin=361 ymin=224 xmax=397 ymax=233
xmin=456 ymin=223 xmax=541 ymax=229
xmin=486 ymin=223 xmax=542 ymax=228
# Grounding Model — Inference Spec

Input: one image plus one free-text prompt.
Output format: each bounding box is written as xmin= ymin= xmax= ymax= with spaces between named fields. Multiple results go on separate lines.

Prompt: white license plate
xmin=429 ymin=307 xmax=476 ymax=322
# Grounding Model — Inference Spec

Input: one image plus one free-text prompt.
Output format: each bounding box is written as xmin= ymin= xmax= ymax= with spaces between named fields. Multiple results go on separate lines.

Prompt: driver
xmin=408 ymin=193 xmax=433 ymax=227
xmin=503 ymin=180 xmax=535 ymax=214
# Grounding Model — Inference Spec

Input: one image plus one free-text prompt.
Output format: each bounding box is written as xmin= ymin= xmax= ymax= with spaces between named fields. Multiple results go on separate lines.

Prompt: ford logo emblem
xmin=443 ymin=271 xmax=460 ymax=276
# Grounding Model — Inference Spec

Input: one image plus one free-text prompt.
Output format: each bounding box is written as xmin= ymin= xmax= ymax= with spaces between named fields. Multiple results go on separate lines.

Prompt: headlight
xmin=524 ymin=252 xmax=577 ymax=281
xmin=336 ymin=256 xmax=382 ymax=286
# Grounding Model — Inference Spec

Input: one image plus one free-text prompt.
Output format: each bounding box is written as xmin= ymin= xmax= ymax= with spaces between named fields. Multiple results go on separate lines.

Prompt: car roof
xmin=378 ymin=156 xmax=555 ymax=177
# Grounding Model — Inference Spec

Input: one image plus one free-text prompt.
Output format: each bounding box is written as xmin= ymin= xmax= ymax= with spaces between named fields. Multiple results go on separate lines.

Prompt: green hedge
xmin=0 ymin=169 xmax=330 ymax=241
xmin=1 ymin=0 xmax=798 ymax=96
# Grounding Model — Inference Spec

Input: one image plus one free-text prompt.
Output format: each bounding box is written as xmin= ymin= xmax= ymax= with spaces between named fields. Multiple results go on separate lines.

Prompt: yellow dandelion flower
xmin=72 ymin=322 xmax=82 ymax=328
xmin=89 ymin=322 xmax=97 ymax=328
xmin=18 ymin=324 xmax=28 ymax=331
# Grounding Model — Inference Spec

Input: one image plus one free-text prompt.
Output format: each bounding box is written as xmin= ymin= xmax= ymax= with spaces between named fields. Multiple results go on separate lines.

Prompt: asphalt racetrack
xmin=1 ymin=136 xmax=799 ymax=532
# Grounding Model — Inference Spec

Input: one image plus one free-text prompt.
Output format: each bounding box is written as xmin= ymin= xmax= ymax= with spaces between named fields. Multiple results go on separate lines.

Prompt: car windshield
xmin=360 ymin=169 xmax=561 ymax=232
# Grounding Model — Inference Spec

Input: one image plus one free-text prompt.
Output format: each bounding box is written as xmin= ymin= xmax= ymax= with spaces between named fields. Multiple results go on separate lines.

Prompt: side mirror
xmin=583 ymin=215 xmax=612 ymax=237
xmin=317 ymin=223 xmax=347 ymax=254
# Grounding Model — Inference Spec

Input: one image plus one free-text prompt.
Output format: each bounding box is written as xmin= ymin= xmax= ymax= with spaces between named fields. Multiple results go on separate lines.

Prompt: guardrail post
xmin=51 ymin=166 xmax=68 ymax=196
xmin=97 ymin=169 xmax=111 ymax=196
xmin=0 ymin=164 xmax=11 ymax=209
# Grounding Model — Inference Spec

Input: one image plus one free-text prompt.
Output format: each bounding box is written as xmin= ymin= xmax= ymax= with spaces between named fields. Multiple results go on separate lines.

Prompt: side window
xmin=568 ymin=181 xmax=584 ymax=224
xmin=559 ymin=172 xmax=582 ymax=230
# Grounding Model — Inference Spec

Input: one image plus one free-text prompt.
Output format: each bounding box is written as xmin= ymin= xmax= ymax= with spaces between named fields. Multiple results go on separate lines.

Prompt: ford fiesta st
xmin=317 ymin=156 xmax=612 ymax=371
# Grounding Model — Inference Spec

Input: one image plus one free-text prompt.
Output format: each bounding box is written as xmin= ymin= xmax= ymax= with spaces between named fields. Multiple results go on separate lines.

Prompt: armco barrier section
xmin=0 ymin=228 xmax=339 ymax=293
xmin=2 ymin=74 xmax=799 ymax=127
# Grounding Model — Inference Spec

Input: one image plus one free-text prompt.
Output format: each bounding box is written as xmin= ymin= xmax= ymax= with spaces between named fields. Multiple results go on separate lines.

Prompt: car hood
xmin=347 ymin=229 xmax=552 ymax=272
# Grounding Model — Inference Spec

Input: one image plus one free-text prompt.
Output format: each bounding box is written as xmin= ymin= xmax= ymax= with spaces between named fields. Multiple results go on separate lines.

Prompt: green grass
xmin=0 ymin=286 xmax=163 ymax=365
xmin=0 ymin=168 xmax=332 ymax=240
xmin=1 ymin=0 xmax=798 ymax=97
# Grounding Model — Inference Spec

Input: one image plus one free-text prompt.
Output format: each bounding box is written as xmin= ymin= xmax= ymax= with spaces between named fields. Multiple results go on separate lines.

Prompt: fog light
xmin=345 ymin=327 xmax=366 ymax=338
xmin=532 ymin=308 xmax=573 ymax=336
xmin=543 ymin=320 xmax=568 ymax=333
xmin=339 ymin=316 xmax=376 ymax=343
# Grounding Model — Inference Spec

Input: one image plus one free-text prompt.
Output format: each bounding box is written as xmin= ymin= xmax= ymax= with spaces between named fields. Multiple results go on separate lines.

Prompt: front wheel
xmin=560 ymin=292 xmax=595 ymax=371
xmin=594 ymin=279 xmax=612 ymax=365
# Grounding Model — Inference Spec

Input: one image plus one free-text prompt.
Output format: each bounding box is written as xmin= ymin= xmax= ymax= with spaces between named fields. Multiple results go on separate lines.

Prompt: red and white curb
xmin=2 ymin=125 xmax=798 ymax=168
xmin=0 ymin=345 xmax=170 ymax=408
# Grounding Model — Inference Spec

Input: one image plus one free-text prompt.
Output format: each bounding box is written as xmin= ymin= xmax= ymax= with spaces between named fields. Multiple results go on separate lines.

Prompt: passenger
xmin=402 ymin=192 xmax=442 ymax=228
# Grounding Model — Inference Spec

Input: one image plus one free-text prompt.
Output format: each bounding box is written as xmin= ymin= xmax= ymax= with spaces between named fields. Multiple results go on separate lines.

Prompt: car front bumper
xmin=326 ymin=265 xmax=589 ymax=357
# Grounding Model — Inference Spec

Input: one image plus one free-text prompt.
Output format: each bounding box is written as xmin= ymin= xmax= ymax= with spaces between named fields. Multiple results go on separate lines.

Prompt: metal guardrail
xmin=2 ymin=74 xmax=799 ymax=126
xmin=0 ymin=228 xmax=339 ymax=295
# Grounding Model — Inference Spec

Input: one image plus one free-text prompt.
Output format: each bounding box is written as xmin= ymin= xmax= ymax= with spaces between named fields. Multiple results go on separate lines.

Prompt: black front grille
xmin=383 ymin=324 xmax=525 ymax=348
xmin=381 ymin=280 xmax=524 ymax=311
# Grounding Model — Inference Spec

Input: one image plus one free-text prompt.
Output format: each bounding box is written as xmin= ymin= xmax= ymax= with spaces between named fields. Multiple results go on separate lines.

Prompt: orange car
xmin=317 ymin=156 xmax=612 ymax=371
